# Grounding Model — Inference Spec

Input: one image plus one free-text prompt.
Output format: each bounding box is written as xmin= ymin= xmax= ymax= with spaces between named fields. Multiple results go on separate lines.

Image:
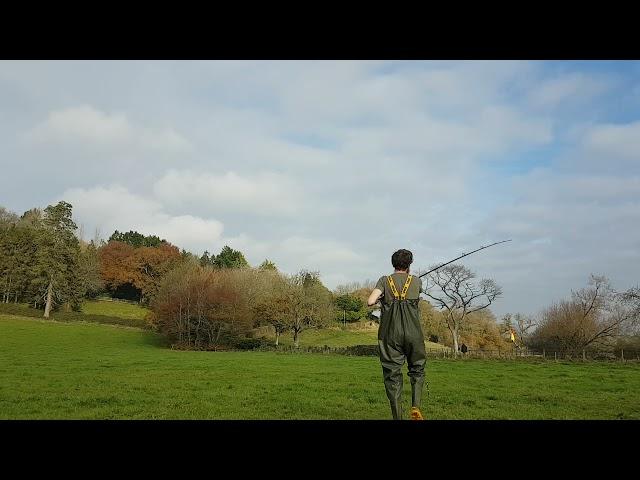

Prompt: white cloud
xmin=528 ymin=72 xmax=611 ymax=109
xmin=31 ymin=105 xmax=132 ymax=144
xmin=60 ymin=185 xmax=224 ymax=251
xmin=279 ymin=236 xmax=366 ymax=267
xmin=2 ymin=60 xmax=637 ymax=319
xmin=153 ymin=170 xmax=302 ymax=216
xmin=209 ymin=233 xmax=362 ymax=277
xmin=58 ymin=185 xmax=365 ymax=288
xmin=26 ymin=105 xmax=192 ymax=153
xmin=582 ymin=121 xmax=640 ymax=161
xmin=428 ymin=105 xmax=550 ymax=156
xmin=470 ymin=165 xmax=640 ymax=318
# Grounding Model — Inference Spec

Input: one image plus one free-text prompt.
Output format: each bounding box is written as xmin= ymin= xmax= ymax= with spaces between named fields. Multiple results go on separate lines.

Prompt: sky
xmin=1 ymin=60 xmax=639 ymax=319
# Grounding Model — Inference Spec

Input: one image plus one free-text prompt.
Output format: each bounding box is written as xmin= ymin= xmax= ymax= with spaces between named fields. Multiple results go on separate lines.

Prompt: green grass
xmin=0 ymin=302 xmax=150 ymax=329
xmin=1 ymin=314 xmax=639 ymax=419
xmin=81 ymin=299 xmax=150 ymax=321
xmin=261 ymin=326 xmax=447 ymax=350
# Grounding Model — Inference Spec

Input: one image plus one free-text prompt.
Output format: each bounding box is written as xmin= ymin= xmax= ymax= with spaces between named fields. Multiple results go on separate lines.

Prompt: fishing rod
xmin=418 ymin=239 xmax=512 ymax=278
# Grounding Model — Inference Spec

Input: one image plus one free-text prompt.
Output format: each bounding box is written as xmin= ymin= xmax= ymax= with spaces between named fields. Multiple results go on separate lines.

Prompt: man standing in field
xmin=368 ymin=249 xmax=426 ymax=420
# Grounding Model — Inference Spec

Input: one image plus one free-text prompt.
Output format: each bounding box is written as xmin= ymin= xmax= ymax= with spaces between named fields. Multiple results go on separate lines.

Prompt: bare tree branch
xmin=424 ymin=263 xmax=502 ymax=355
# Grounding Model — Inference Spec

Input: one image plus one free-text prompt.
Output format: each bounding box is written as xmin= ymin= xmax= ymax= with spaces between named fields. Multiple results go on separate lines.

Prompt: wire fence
xmin=246 ymin=343 xmax=640 ymax=361
xmin=451 ymin=347 xmax=640 ymax=361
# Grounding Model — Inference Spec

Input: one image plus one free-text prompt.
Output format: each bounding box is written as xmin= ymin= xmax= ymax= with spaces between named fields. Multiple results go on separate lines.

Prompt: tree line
xmin=1 ymin=203 xmax=88 ymax=316
xmin=2 ymin=201 xmax=638 ymax=354
xmin=0 ymin=202 xmax=336 ymax=348
xmin=152 ymin=264 xmax=335 ymax=349
xmin=514 ymin=275 xmax=640 ymax=358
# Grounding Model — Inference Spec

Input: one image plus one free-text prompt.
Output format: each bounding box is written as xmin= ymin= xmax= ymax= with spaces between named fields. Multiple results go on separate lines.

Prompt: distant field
xmin=82 ymin=299 xmax=150 ymax=321
xmin=260 ymin=326 xmax=448 ymax=350
xmin=0 ymin=301 xmax=149 ymax=329
xmin=2 ymin=314 xmax=639 ymax=420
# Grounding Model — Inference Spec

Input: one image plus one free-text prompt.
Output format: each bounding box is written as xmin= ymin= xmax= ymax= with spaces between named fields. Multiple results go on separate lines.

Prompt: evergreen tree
xmin=212 ymin=246 xmax=249 ymax=269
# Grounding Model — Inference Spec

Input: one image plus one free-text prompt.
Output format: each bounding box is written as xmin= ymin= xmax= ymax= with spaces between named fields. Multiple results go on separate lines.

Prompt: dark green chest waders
xmin=378 ymin=274 xmax=426 ymax=420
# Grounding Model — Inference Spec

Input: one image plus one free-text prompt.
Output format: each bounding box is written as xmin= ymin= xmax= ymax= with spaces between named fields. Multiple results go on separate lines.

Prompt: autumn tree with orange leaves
xmin=99 ymin=240 xmax=181 ymax=304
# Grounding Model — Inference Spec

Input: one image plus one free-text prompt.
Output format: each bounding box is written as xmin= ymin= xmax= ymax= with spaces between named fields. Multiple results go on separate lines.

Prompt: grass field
xmin=0 ymin=301 xmax=150 ymax=329
xmin=1 ymin=314 xmax=639 ymax=419
xmin=81 ymin=299 xmax=150 ymax=321
xmin=259 ymin=326 xmax=448 ymax=350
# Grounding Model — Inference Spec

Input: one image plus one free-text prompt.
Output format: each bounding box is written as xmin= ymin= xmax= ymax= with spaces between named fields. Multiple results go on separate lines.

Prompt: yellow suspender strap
xmin=387 ymin=276 xmax=400 ymax=300
xmin=400 ymin=275 xmax=413 ymax=300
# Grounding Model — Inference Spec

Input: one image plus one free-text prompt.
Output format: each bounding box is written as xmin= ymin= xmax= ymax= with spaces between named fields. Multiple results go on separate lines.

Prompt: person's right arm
xmin=368 ymin=277 xmax=385 ymax=306
xmin=367 ymin=288 xmax=382 ymax=306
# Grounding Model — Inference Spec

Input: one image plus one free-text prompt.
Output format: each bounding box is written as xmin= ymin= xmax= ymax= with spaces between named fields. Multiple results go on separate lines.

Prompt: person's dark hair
xmin=391 ymin=249 xmax=413 ymax=270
